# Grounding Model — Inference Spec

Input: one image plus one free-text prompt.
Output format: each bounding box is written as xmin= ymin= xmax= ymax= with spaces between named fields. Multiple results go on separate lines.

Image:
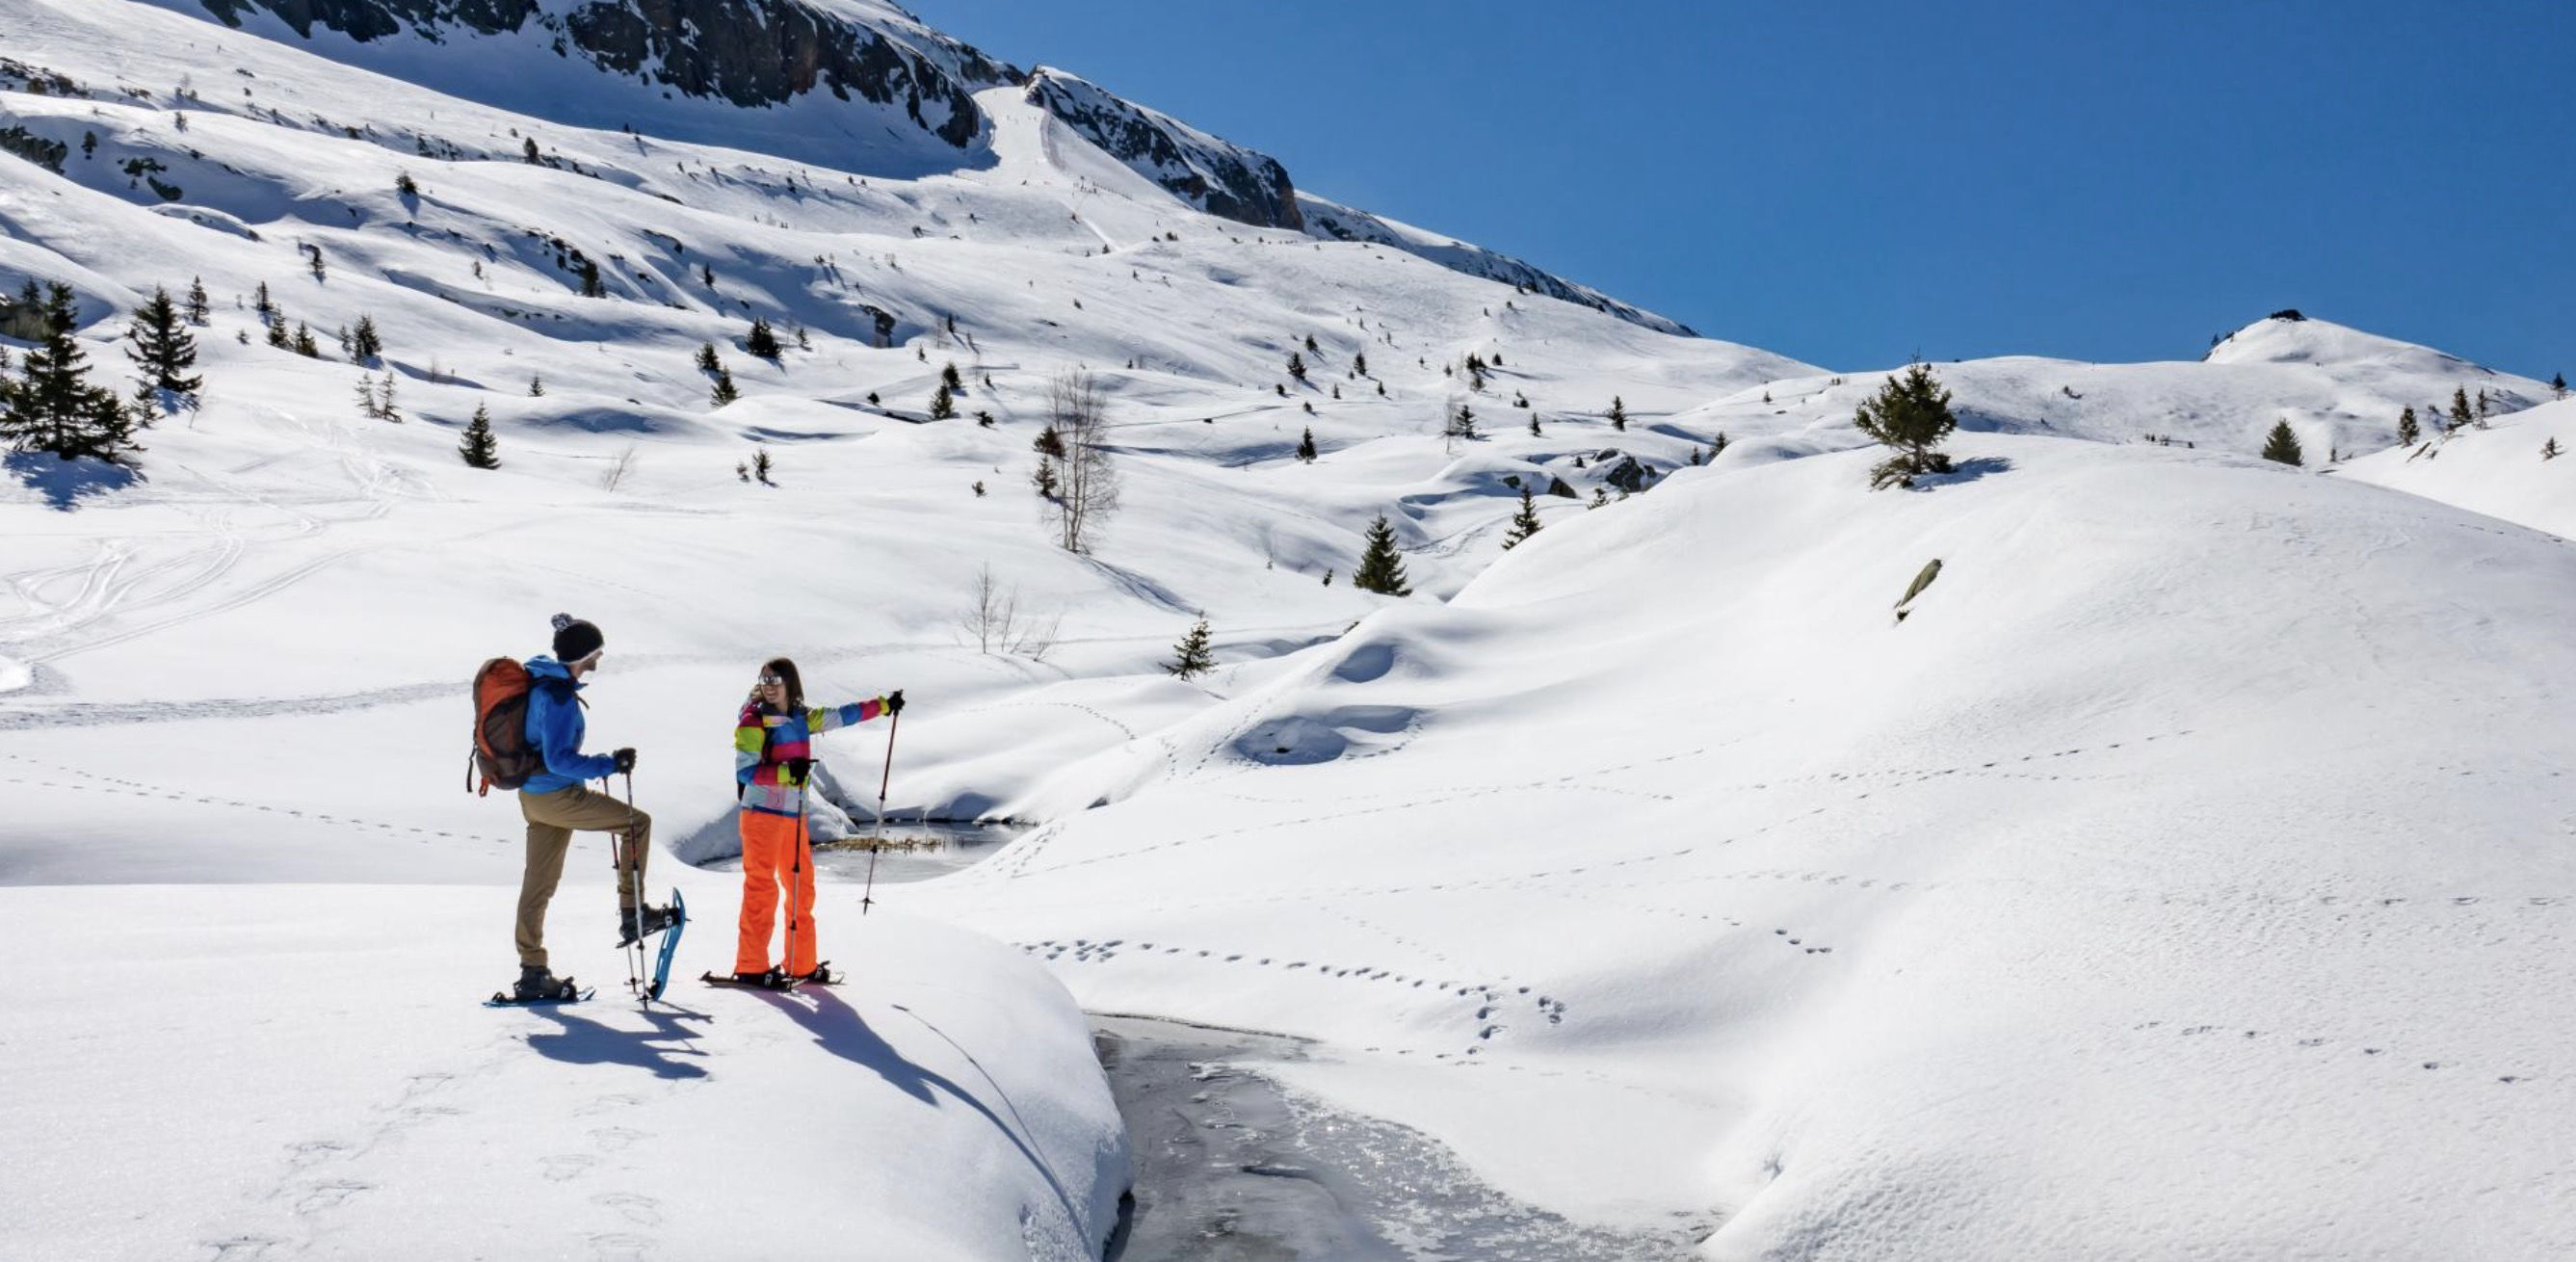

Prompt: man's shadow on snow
xmin=519 ymin=1003 xmax=711 ymax=1081
xmin=749 ymin=986 xmax=1086 ymax=1236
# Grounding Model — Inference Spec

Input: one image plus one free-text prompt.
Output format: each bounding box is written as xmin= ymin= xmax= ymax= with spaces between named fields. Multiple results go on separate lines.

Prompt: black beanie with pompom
xmin=550 ymin=613 xmax=604 ymax=662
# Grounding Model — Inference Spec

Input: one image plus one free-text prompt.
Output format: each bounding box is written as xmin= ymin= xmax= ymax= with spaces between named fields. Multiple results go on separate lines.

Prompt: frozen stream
xmin=1093 ymin=1015 xmax=1713 ymax=1261
xmin=728 ymin=828 xmax=1712 ymax=1257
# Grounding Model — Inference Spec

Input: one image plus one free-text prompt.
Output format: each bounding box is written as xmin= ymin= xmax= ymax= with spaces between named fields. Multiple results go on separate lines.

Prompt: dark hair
xmin=761 ymin=657 xmax=803 ymax=714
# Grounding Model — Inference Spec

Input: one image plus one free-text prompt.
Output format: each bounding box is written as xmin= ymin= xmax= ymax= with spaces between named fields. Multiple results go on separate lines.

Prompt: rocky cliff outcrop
xmin=1022 ymin=66 xmax=1301 ymax=231
xmin=195 ymin=0 xmax=1019 ymax=148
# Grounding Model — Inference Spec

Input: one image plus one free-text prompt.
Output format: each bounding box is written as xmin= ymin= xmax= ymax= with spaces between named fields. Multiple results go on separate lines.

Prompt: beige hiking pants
xmin=515 ymin=783 xmax=652 ymax=968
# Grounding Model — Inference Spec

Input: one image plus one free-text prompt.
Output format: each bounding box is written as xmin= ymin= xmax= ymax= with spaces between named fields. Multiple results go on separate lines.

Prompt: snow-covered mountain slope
xmin=910 ymin=432 xmax=2576 ymax=1258
xmin=2337 ymin=394 xmax=2576 ymax=540
xmin=1676 ymin=312 xmax=2556 ymax=469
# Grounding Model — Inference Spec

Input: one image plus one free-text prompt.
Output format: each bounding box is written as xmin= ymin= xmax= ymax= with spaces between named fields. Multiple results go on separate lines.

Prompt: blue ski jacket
xmin=520 ymin=656 xmax=616 ymax=795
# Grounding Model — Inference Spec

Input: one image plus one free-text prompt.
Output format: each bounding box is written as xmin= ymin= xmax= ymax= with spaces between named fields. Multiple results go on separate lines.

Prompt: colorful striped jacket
xmin=734 ymin=697 xmax=889 ymax=817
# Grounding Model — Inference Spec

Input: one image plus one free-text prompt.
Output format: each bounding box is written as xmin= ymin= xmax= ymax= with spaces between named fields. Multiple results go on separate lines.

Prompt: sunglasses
xmin=757 ymin=674 xmax=785 ymax=686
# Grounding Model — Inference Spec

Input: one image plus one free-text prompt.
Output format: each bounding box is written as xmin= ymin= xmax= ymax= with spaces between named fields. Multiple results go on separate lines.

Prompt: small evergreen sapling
xmin=1287 ymin=351 xmax=1307 ymax=381
xmin=746 ymin=318 xmax=780 ymax=359
xmin=290 ymin=321 xmax=319 ymax=357
xmin=2261 ymin=420 xmax=2303 ymax=466
xmin=710 ymin=366 xmax=739 ymax=406
xmin=183 ymin=277 xmax=210 ymax=326
xmin=751 ymin=446 xmax=774 ymax=484
xmin=2447 ymin=387 xmax=2474 ymax=433
xmin=940 ymin=360 xmax=962 ymax=392
xmin=696 ymin=342 xmax=721 ymax=373
xmin=1853 ymin=362 xmax=1958 ymax=489
xmin=1164 ymin=618 xmax=1217 ymax=679
xmin=350 ymin=314 xmax=381 ymax=362
xmin=2396 ymin=406 xmax=2419 ymax=446
xmin=1501 ymin=486 xmax=1542 ymax=551
xmin=2544 ymin=437 xmax=2562 ymax=460
xmin=1352 ymin=513 xmax=1411 ymax=596
xmin=1608 ymin=396 xmax=1627 ymax=432
xmin=528 ymin=374 xmax=545 ymax=397
xmin=124 ymin=286 xmax=201 ymax=404
xmin=459 ymin=402 xmax=499 ymax=468
xmin=1296 ymin=426 xmax=1317 ymax=462
xmin=2554 ymin=372 xmax=2567 ymax=400
xmin=929 ymin=380 xmax=957 ymax=419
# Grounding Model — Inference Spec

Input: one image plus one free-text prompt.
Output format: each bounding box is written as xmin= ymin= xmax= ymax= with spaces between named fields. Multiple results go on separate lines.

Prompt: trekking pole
xmin=860 ymin=711 xmax=900 ymax=917
xmin=618 ymin=771 xmax=643 ymax=996
xmin=788 ymin=751 xmax=808 ymax=981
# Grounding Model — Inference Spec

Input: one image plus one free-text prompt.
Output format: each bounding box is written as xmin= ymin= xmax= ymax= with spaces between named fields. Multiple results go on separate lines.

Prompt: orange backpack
xmin=468 ymin=657 xmax=545 ymax=796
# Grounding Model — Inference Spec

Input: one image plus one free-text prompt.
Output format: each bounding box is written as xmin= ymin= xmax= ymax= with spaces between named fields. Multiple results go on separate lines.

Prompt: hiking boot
xmin=793 ymin=963 xmax=837 ymax=986
xmin=617 ymin=903 xmax=675 ymax=947
xmin=514 ymin=965 xmax=576 ymax=1001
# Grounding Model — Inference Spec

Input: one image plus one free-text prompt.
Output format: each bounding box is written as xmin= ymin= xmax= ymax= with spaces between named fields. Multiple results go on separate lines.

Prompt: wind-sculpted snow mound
xmin=916 ymin=433 xmax=2576 ymax=1258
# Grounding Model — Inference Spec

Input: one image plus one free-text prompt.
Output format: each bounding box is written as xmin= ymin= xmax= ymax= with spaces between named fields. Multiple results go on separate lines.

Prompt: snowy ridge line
xmin=0 ymin=751 xmax=516 ymax=851
xmin=1019 ymin=933 xmax=1552 ymax=1056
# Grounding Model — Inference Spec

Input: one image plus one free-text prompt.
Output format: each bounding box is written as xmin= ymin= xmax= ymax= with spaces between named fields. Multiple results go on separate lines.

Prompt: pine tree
xmin=929 ymin=380 xmax=957 ymax=419
xmin=1303 ymin=334 xmax=1319 ymax=355
xmin=291 ymin=321 xmax=318 ymax=357
xmin=350 ymin=314 xmax=381 ymax=362
xmin=0 ymin=282 xmax=138 ymax=463
xmin=1352 ymin=513 xmax=1411 ymax=596
xmin=1501 ymin=486 xmax=1542 ymax=550
xmin=1353 ymin=350 xmax=1368 ymax=377
xmin=1287 ymin=351 xmax=1307 ymax=381
xmin=1608 ymin=396 xmax=1627 ymax=432
xmin=2261 ymin=420 xmax=2303 ymax=466
xmin=395 ymin=171 xmax=419 ymax=197
xmin=1034 ymin=425 xmax=1066 ymax=459
xmin=1528 ymin=414 xmax=1540 ymax=437
xmin=1712 ymin=431 xmax=1730 ymax=457
xmin=528 ymin=374 xmax=545 ymax=397
xmin=521 ymin=137 xmax=540 ymax=164
xmin=1296 ymin=426 xmax=1317 ymax=462
xmin=265 ymin=311 xmax=289 ymax=349
xmin=1031 ymin=459 xmax=1059 ymax=499
xmin=710 ymin=366 xmax=739 ymax=406
xmin=1853 ymin=362 xmax=1958 ymax=489
xmin=459 ymin=402 xmax=499 ymax=468
xmin=2554 ymin=372 xmax=2567 ymax=400
xmin=1446 ymin=404 xmax=1477 ymax=441
xmin=2447 ymin=386 xmax=2473 ymax=433
xmin=374 ymin=370 xmax=399 ymax=422
xmin=2543 ymin=437 xmax=2562 ymax=460
xmin=1164 ymin=618 xmax=1217 ymax=679
xmin=940 ymin=360 xmax=962 ymax=391
xmin=695 ymin=342 xmax=721 ymax=373
xmin=123 ymin=286 xmax=200 ymax=403
xmin=751 ymin=446 xmax=774 ymax=483
xmin=252 ymin=281 xmax=274 ymax=318
xmin=746 ymin=317 xmax=780 ymax=359
xmin=183 ymin=277 xmax=209 ymax=326
xmin=2396 ymin=406 xmax=2419 ymax=446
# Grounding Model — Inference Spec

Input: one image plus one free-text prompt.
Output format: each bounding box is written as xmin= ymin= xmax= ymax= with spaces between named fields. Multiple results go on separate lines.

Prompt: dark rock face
xmin=1023 ymin=68 xmax=1301 ymax=231
xmin=1601 ymin=455 xmax=1647 ymax=493
xmin=195 ymin=0 xmax=1017 ymax=148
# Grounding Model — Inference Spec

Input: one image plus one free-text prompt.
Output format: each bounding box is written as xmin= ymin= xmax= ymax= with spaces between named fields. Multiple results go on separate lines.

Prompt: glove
xmin=884 ymin=689 xmax=907 ymax=717
xmin=784 ymin=756 xmax=812 ymax=781
xmin=612 ymin=748 xmax=637 ymax=775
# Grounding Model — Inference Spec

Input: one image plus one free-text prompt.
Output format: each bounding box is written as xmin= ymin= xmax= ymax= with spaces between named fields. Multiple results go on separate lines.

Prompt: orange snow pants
xmin=737 ymin=809 xmax=818 ymax=975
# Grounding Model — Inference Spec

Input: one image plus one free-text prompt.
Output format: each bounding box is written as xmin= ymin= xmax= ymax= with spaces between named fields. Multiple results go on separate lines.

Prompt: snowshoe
xmin=490 ymin=966 xmax=589 ymax=1006
xmin=793 ymin=962 xmax=842 ymax=986
xmin=701 ymin=967 xmax=797 ymax=991
xmin=616 ymin=902 xmax=676 ymax=948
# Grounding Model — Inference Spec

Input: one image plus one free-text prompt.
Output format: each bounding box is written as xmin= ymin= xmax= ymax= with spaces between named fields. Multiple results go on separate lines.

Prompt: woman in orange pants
xmin=731 ymin=657 xmax=902 ymax=986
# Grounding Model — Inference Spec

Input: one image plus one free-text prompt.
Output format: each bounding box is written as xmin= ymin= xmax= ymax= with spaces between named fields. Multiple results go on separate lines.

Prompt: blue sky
xmin=909 ymin=1 xmax=2572 ymax=380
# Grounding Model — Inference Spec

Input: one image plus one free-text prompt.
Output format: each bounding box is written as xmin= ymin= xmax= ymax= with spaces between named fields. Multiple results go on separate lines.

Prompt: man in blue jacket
xmin=513 ymin=614 xmax=669 ymax=1002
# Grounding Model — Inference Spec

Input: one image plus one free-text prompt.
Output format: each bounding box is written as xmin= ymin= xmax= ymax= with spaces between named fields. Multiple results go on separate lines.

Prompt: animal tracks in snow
xmin=1019 ymin=934 xmax=1562 ymax=1056
xmin=0 ymin=751 xmax=517 ymax=852
xmin=2133 ymin=1018 xmax=2537 ymax=1087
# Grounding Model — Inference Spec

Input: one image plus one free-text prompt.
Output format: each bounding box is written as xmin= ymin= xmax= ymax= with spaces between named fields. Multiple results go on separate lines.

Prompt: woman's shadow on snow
xmin=520 ymin=1004 xmax=711 ymax=1080
xmin=751 ymin=986 xmax=1086 ymax=1234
